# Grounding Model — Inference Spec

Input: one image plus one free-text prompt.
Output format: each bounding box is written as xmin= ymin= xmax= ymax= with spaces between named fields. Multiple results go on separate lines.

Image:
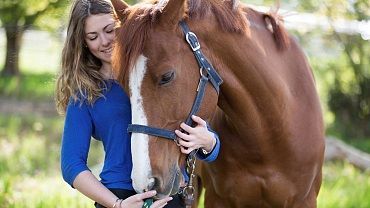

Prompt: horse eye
xmin=159 ymin=71 xmax=175 ymax=85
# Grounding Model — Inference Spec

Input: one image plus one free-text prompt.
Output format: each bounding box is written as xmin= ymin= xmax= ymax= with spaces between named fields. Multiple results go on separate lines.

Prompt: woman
xmin=55 ymin=0 xmax=220 ymax=208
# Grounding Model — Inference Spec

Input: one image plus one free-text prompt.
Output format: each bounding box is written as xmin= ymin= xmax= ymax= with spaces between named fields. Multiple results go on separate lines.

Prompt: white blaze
xmin=129 ymin=55 xmax=151 ymax=193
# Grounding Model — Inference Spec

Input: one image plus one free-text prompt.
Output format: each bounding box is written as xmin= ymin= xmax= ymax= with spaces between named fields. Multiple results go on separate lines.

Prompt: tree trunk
xmin=1 ymin=26 xmax=23 ymax=76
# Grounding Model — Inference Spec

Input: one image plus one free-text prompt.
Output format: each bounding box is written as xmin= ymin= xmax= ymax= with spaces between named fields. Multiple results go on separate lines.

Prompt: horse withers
xmin=111 ymin=0 xmax=325 ymax=207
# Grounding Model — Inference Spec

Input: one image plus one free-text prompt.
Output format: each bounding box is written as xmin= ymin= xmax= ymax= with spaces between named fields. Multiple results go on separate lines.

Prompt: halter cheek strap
xmin=179 ymin=21 xmax=223 ymax=95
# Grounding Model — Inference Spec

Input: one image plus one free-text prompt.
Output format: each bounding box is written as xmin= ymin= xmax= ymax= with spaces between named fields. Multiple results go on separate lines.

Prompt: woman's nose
xmin=101 ymin=35 xmax=111 ymax=47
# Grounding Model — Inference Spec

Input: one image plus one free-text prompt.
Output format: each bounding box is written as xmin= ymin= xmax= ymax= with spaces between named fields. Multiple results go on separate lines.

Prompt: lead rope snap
xmin=142 ymin=198 xmax=153 ymax=208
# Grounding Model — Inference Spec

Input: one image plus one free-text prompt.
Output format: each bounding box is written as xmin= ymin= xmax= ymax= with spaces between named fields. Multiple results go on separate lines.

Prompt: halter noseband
xmin=127 ymin=20 xmax=223 ymax=206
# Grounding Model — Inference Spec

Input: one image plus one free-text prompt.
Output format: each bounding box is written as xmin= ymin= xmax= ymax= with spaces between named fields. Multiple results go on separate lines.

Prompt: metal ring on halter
xmin=174 ymin=136 xmax=181 ymax=146
xmin=200 ymin=67 xmax=208 ymax=78
xmin=182 ymin=186 xmax=195 ymax=198
xmin=200 ymin=67 xmax=204 ymax=77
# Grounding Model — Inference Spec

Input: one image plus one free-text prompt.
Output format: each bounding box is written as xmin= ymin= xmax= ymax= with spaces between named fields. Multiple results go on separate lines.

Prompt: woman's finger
xmin=191 ymin=115 xmax=207 ymax=127
xmin=151 ymin=197 xmax=172 ymax=208
xmin=180 ymin=123 xmax=195 ymax=134
xmin=136 ymin=190 xmax=157 ymax=201
xmin=178 ymin=139 xmax=193 ymax=148
xmin=175 ymin=130 xmax=192 ymax=141
xmin=180 ymin=146 xmax=194 ymax=154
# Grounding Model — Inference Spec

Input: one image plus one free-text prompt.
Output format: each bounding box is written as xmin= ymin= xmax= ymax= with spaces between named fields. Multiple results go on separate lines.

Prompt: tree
xmin=297 ymin=0 xmax=370 ymax=138
xmin=0 ymin=0 xmax=68 ymax=76
xmin=326 ymin=1 xmax=369 ymax=138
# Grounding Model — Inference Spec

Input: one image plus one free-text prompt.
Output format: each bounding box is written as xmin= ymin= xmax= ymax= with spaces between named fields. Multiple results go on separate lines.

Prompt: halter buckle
xmin=185 ymin=32 xmax=201 ymax=51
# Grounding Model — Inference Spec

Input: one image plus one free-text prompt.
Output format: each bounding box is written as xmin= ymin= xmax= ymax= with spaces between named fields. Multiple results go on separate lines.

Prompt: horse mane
xmin=112 ymin=0 xmax=288 ymax=84
xmin=263 ymin=11 xmax=290 ymax=50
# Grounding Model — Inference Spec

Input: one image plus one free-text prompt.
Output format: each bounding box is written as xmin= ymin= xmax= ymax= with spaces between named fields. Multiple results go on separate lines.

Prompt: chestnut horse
xmin=111 ymin=0 xmax=325 ymax=207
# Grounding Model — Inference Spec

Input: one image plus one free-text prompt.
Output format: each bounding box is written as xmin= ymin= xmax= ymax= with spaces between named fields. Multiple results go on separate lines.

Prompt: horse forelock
xmin=113 ymin=3 xmax=153 ymax=84
xmin=113 ymin=0 xmax=249 ymax=84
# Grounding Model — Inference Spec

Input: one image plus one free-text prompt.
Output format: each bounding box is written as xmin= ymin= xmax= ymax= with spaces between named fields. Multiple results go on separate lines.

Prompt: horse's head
xmin=111 ymin=0 xmax=219 ymax=198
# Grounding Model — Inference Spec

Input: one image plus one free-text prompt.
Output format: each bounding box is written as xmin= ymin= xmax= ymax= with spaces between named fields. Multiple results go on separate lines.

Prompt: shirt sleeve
xmin=60 ymin=100 xmax=93 ymax=187
xmin=196 ymin=123 xmax=221 ymax=162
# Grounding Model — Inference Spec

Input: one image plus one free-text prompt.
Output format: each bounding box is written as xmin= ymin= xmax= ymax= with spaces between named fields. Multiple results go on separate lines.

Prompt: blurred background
xmin=0 ymin=0 xmax=369 ymax=207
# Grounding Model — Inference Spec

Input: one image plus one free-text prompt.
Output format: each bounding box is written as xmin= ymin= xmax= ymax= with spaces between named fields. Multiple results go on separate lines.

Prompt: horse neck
xmin=195 ymin=17 xmax=289 ymax=138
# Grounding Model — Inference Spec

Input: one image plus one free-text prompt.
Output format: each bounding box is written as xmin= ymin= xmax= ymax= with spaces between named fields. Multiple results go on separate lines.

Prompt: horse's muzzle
xmin=152 ymin=167 xmax=182 ymax=199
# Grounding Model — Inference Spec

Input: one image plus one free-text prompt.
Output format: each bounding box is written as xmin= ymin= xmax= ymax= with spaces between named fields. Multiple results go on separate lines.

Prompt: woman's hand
xmin=175 ymin=115 xmax=216 ymax=154
xmin=119 ymin=190 xmax=172 ymax=208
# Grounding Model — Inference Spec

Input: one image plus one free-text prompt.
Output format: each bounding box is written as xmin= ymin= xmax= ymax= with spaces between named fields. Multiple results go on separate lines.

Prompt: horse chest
xmin=205 ymin=165 xmax=300 ymax=207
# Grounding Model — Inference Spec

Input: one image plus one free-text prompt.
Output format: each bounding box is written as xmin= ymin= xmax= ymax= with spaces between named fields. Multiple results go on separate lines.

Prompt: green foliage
xmin=324 ymin=2 xmax=369 ymax=138
xmin=0 ymin=114 xmax=103 ymax=207
xmin=0 ymin=0 xmax=68 ymax=76
xmin=0 ymin=0 xmax=69 ymax=29
xmin=318 ymin=161 xmax=370 ymax=208
xmin=292 ymin=0 xmax=370 ymax=139
xmin=126 ymin=0 xmax=140 ymax=4
xmin=0 ymin=73 xmax=55 ymax=101
xmin=0 ymin=115 xmax=62 ymax=175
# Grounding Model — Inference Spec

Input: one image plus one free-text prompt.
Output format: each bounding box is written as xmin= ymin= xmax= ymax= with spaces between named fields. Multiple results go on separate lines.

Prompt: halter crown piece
xmin=128 ymin=20 xmax=223 ymax=207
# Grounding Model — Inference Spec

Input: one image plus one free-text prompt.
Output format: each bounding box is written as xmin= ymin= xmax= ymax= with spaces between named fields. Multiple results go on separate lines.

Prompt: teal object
xmin=143 ymin=198 xmax=153 ymax=208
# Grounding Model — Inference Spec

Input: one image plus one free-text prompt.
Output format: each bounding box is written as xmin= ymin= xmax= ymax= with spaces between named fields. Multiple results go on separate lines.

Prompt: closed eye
xmin=159 ymin=71 xmax=175 ymax=85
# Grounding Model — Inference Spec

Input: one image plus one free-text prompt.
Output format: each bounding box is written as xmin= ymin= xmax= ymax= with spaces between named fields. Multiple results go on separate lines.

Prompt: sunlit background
xmin=0 ymin=0 xmax=369 ymax=207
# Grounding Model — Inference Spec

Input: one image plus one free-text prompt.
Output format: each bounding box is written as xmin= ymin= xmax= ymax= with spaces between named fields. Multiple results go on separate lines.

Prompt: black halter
xmin=127 ymin=20 xmax=223 ymax=139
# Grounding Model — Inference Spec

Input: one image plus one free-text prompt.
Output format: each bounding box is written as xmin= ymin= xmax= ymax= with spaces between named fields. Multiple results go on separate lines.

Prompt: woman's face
xmin=84 ymin=14 xmax=115 ymax=64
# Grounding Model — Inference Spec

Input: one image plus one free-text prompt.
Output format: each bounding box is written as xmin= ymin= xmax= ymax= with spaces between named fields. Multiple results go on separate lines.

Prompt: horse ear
xmin=110 ymin=0 xmax=129 ymax=21
xmin=158 ymin=0 xmax=187 ymax=29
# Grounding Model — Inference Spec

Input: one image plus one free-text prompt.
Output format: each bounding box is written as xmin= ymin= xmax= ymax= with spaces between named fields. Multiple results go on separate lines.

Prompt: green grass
xmin=0 ymin=29 xmax=61 ymax=102
xmin=0 ymin=114 xmax=103 ymax=208
xmin=0 ymin=73 xmax=55 ymax=101
xmin=0 ymin=112 xmax=369 ymax=207
xmin=318 ymin=161 xmax=370 ymax=208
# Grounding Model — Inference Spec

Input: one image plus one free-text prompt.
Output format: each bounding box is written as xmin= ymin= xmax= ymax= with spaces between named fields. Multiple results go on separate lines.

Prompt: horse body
xmin=111 ymin=0 xmax=324 ymax=207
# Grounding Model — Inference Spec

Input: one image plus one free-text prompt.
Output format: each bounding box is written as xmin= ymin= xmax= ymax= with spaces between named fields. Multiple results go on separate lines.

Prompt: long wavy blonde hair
xmin=55 ymin=0 xmax=114 ymax=114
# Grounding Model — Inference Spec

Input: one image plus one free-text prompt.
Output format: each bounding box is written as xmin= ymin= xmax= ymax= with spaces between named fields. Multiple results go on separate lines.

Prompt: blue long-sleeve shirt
xmin=61 ymin=80 xmax=220 ymax=189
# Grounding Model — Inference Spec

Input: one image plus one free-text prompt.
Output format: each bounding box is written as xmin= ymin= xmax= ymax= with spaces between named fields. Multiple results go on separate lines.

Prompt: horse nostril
xmin=146 ymin=177 xmax=156 ymax=191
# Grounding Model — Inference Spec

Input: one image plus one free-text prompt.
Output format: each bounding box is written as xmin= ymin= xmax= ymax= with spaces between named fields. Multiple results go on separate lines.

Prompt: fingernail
xmin=151 ymin=190 xmax=156 ymax=194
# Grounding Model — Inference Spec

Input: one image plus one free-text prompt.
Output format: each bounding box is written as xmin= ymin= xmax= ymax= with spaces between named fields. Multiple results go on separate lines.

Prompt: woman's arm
xmin=73 ymin=171 xmax=172 ymax=208
xmin=73 ymin=170 xmax=119 ymax=207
